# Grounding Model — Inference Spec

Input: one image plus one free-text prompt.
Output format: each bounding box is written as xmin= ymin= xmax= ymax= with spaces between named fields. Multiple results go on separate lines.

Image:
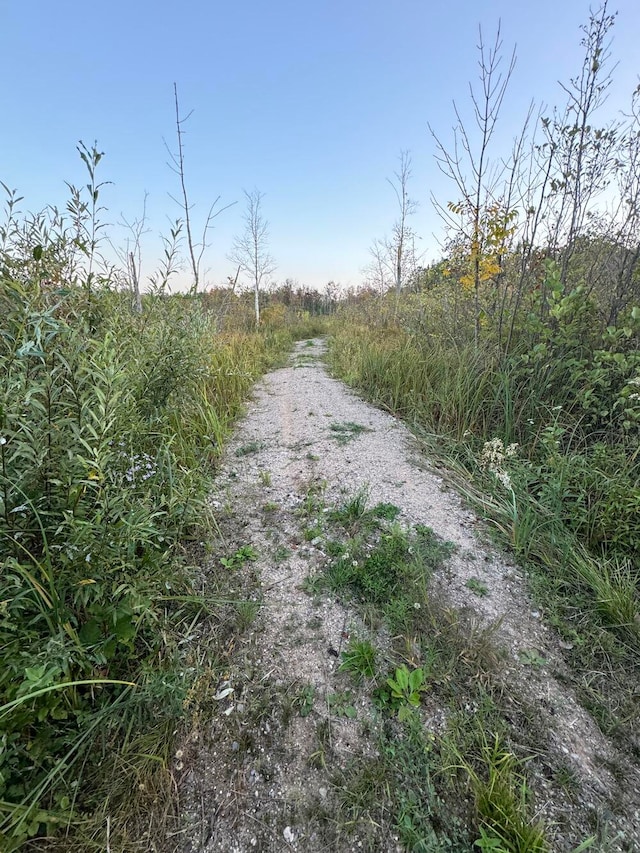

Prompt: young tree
xmin=430 ymin=24 xmax=516 ymax=346
xmin=539 ymin=2 xmax=618 ymax=288
xmin=364 ymin=151 xmax=419 ymax=293
xmin=228 ymin=189 xmax=276 ymax=327
xmin=166 ymin=84 xmax=234 ymax=294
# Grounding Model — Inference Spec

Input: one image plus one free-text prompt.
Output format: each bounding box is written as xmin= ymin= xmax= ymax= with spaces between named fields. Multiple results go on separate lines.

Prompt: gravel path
xmin=177 ymin=338 xmax=639 ymax=853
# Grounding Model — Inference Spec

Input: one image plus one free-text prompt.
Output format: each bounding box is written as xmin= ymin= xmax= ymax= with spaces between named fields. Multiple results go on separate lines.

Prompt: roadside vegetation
xmin=329 ymin=2 xmax=639 ymax=791
xmin=2 ymin=3 xmax=638 ymax=851
xmin=0 ymin=157 xmax=329 ymax=850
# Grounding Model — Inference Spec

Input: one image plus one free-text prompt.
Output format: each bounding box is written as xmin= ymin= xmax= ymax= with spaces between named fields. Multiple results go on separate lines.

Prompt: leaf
xmin=213 ymin=686 xmax=235 ymax=701
xmin=114 ymin=615 xmax=136 ymax=641
xmin=32 ymin=245 xmax=43 ymax=261
xmin=78 ymin=619 xmax=101 ymax=646
xmin=395 ymin=665 xmax=409 ymax=691
xmin=409 ymin=667 xmax=424 ymax=692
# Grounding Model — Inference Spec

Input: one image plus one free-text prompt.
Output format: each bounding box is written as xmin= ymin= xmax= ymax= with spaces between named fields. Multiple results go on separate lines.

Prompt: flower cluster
xmin=124 ymin=452 xmax=157 ymax=484
xmin=625 ymin=376 xmax=640 ymax=402
xmin=481 ymin=438 xmax=518 ymax=489
xmin=108 ymin=441 xmax=158 ymax=486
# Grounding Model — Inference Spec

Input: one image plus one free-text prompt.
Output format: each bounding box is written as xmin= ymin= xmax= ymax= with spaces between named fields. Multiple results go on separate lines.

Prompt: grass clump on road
xmin=303 ymin=489 xmax=558 ymax=851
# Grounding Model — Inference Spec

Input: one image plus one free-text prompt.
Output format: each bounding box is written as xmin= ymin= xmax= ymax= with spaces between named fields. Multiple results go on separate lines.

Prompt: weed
xmin=329 ymin=421 xmax=373 ymax=444
xmin=235 ymin=440 xmax=263 ymax=456
xmin=273 ymin=545 xmax=292 ymax=563
xmin=385 ymin=665 xmax=429 ymax=720
xmin=309 ymin=719 xmax=331 ymax=768
xmin=328 ymin=692 xmax=358 ymax=719
xmin=463 ymin=734 xmax=549 ymax=852
xmin=373 ymin=502 xmax=401 ymax=521
xmin=466 ymin=577 xmax=490 ymax=597
xmin=258 ymin=469 xmax=272 ymax=486
xmin=304 ymin=525 xmax=323 ymax=541
xmin=234 ymin=598 xmax=261 ymax=630
xmin=339 ymin=639 xmax=377 ymax=681
xmin=329 ymin=487 xmax=370 ymax=529
xmin=518 ymin=649 xmax=547 ymax=668
xmin=293 ymin=684 xmax=316 ymax=718
xmin=220 ymin=545 xmax=259 ymax=570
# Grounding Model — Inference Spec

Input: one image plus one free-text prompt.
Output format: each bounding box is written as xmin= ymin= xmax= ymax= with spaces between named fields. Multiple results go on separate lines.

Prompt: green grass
xmin=235 ymin=440 xmax=264 ymax=456
xmin=329 ymin=420 xmax=373 ymax=444
xmin=339 ymin=639 xmax=378 ymax=681
xmin=328 ymin=310 xmax=640 ymax=754
xmin=0 ymin=269 xmax=292 ymax=850
xmin=466 ymin=577 xmax=490 ymax=597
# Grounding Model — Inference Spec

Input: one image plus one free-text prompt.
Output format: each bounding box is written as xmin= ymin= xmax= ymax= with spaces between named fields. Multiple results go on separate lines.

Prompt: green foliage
xmin=235 ymin=440 xmax=263 ymax=456
xmin=0 ymin=262 xmax=288 ymax=845
xmin=386 ymin=665 xmax=429 ymax=719
xmin=466 ymin=578 xmax=490 ymax=597
xmin=293 ymin=684 xmax=315 ymax=718
xmin=329 ymin=290 xmax=639 ymax=750
xmin=220 ymin=544 xmax=259 ymax=569
xmin=461 ymin=734 xmax=549 ymax=853
xmin=329 ymin=420 xmax=373 ymax=444
xmin=339 ymin=639 xmax=377 ymax=681
xmin=328 ymin=691 xmax=358 ymax=719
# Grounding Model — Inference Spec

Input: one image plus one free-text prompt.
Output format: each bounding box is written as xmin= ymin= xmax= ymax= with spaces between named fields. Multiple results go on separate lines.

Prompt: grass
xmin=329 ymin=421 xmax=373 ymax=444
xmin=300 ymin=488 xmax=600 ymax=850
xmin=328 ymin=312 xmax=640 ymax=757
xmin=339 ymin=639 xmax=378 ymax=681
xmin=235 ymin=440 xmax=264 ymax=456
xmin=466 ymin=577 xmax=490 ymax=597
xmin=0 ymin=267 xmax=295 ymax=850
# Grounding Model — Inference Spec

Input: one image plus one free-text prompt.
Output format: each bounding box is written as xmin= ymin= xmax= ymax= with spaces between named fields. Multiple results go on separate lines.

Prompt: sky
xmin=1 ymin=0 xmax=639 ymax=292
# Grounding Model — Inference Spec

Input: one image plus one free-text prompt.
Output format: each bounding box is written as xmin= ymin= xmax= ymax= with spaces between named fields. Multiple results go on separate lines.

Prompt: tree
xmin=228 ymin=189 xmax=276 ymax=327
xmin=542 ymin=4 xmax=617 ymax=284
xmin=166 ymin=84 xmax=234 ymax=295
xmin=364 ymin=151 xmax=419 ymax=293
xmin=430 ymin=23 xmax=516 ymax=345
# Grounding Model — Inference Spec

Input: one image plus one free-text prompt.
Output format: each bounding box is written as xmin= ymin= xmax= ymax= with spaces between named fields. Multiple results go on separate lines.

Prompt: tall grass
xmin=0 ymin=276 xmax=292 ymax=850
xmin=329 ymin=292 xmax=639 ymax=749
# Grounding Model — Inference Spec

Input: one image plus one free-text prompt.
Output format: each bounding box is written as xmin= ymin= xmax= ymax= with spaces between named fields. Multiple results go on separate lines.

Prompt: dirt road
xmin=177 ymin=339 xmax=639 ymax=853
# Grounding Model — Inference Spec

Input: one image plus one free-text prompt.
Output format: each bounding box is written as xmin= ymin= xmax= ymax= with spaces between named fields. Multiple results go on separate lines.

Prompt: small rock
xmin=283 ymin=825 xmax=295 ymax=843
xmin=231 ymin=741 xmax=239 ymax=752
xmin=319 ymin=786 xmax=327 ymax=798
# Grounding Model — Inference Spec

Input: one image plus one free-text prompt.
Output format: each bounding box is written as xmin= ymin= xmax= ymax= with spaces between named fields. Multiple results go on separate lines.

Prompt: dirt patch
xmin=175 ymin=339 xmax=639 ymax=852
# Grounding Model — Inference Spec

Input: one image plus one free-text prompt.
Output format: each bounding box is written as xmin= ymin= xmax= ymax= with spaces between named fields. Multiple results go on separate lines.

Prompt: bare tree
xmin=540 ymin=2 xmax=618 ymax=287
xmin=109 ymin=193 xmax=151 ymax=313
xmin=166 ymin=83 xmax=234 ymax=295
xmin=389 ymin=151 xmax=419 ymax=293
xmin=228 ymin=189 xmax=276 ymax=327
xmin=364 ymin=151 xmax=419 ymax=293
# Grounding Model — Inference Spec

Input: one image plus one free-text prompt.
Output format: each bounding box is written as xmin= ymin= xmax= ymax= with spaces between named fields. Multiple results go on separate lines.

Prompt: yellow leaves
xmin=446 ymin=199 xmax=518 ymax=292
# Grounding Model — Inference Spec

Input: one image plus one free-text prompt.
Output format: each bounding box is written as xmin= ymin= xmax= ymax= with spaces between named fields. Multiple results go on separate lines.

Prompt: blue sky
xmin=1 ymin=0 xmax=638 ymax=291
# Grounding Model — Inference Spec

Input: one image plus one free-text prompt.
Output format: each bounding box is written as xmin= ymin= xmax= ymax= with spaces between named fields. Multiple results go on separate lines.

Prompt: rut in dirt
xmin=176 ymin=338 xmax=639 ymax=853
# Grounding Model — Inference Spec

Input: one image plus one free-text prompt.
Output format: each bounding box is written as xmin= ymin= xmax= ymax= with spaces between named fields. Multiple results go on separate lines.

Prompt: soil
xmin=175 ymin=339 xmax=640 ymax=853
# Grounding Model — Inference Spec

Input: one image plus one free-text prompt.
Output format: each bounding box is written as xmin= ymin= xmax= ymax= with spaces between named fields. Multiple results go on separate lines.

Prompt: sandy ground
xmin=176 ymin=339 xmax=639 ymax=853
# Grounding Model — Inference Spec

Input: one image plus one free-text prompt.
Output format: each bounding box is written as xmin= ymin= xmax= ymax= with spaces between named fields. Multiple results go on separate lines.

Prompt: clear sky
xmin=1 ymin=0 xmax=638 ymax=292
